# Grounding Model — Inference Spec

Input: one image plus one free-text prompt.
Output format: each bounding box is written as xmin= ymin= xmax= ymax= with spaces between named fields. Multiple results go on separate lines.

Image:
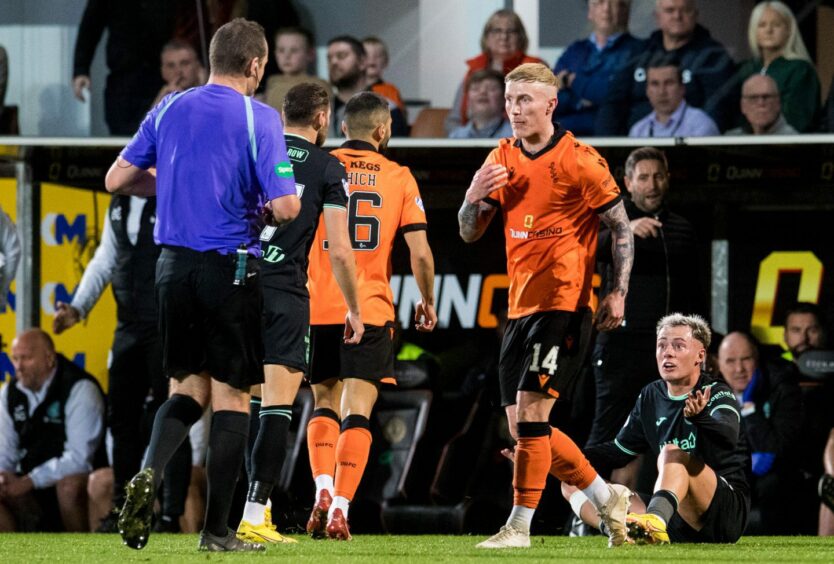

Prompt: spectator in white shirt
xmin=0 ymin=329 xmax=104 ymax=531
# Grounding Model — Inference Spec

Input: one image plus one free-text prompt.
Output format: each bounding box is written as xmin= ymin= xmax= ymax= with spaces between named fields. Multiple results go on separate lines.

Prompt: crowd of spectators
xmin=0 ymin=1 xmax=806 ymax=138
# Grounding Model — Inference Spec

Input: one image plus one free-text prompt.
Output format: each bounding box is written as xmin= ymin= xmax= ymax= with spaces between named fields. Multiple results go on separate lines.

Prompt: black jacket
xmin=596 ymin=198 xmax=704 ymax=343
xmin=743 ymin=359 xmax=803 ymax=471
xmin=595 ymin=24 xmax=736 ymax=134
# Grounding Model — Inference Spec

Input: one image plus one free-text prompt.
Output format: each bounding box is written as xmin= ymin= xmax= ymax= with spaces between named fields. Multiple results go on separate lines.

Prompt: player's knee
xmin=658 ymin=443 xmax=686 ymax=468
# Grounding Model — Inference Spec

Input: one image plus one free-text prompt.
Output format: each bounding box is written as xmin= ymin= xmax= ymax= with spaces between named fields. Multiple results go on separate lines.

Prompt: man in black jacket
xmin=590 ymin=147 xmax=702 ymax=481
xmin=717 ymin=332 xmax=803 ymax=534
xmin=595 ymin=0 xmax=735 ymax=134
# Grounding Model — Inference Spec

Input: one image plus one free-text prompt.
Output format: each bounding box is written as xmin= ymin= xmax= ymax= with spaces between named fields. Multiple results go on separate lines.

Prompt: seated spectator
xmin=0 ymin=330 xmax=105 ymax=531
xmin=264 ymin=27 xmax=331 ymax=113
xmin=362 ymin=36 xmax=406 ymax=114
xmin=629 ymin=56 xmax=719 ymax=137
xmin=735 ymin=1 xmax=820 ymax=132
xmin=444 ymin=9 xmax=545 ymax=135
xmin=448 ymin=69 xmax=512 ymax=139
xmin=552 ymin=0 xmax=643 ymax=136
xmin=596 ymin=0 xmax=735 ymax=135
xmin=152 ymin=39 xmax=206 ymax=107
xmin=327 ymin=35 xmax=408 ymax=138
xmin=725 ymin=75 xmax=797 ymax=135
xmin=717 ymin=332 xmax=803 ymax=534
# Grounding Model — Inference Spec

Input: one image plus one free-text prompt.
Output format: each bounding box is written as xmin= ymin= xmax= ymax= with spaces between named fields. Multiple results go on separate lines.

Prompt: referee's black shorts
xmin=262 ymin=283 xmax=309 ymax=373
xmin=155 ymin=245 xmax=264 ymax=391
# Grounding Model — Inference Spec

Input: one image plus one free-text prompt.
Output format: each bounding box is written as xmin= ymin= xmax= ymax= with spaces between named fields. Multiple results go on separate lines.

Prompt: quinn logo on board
xmin=41 ymin=213 xmax=86 ymax=246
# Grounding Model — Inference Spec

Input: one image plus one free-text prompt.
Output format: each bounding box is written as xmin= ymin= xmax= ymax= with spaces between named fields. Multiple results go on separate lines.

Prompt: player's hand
xmin=72 ymin=75 xmax=91 ymax=102
xmin=414 ymin=300 xmax=436 ymax=332
xmin=684 ymin=386 xmax=711 ymax=418
xmin=630 ymin=217 xmax=662 ymax=239
xmin=344 ymin=311 xmax=364 ymax=344
xmin=500 ymin=446 xmax=516 ymax=464
xmin=594 ymin=292 xmax=625 ymax=332
xmin=261 ymin=201 xmax=277 ymax=226
xmin=53 ymin=301 xmax=81 ymax=334
xmin=466 ymin=164 xmax=508 ymax=204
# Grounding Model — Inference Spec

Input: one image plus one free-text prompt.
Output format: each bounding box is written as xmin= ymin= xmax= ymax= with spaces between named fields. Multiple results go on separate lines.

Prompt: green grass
xmin=1 ymin=534 xmax=834 ymax=563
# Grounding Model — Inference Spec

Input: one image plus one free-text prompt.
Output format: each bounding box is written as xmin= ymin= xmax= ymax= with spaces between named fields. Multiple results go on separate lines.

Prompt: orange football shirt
xmin=483 ymin=130 xmax=621 ymax=319
xmin=308 ymin=141 xmax=427 ymax=326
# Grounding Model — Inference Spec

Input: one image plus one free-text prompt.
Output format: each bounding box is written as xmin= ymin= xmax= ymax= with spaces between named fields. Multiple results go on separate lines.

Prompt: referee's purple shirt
xmin=121 ymin=83 xmax=296 ymax=256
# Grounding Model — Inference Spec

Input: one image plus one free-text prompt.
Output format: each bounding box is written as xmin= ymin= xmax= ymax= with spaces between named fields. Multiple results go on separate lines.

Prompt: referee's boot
xmin=625 ymin=512 xmax=670 ymax=544
xmin=200 ymin=528 xmax=266 ymax=552
xmin=118 ymin=468 xmax=155 ymax=550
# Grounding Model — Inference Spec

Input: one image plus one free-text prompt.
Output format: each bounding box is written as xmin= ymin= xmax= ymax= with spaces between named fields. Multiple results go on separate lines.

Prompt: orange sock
xmin=548 ymin=426 xmax=598 ymax=489
xmin=333 ymin=426 xmax=372 ymax=500
xmin=513 ymin=434 xmax=551 ymax=508
xmin=307 ymin=413 xmax=340 ymax=479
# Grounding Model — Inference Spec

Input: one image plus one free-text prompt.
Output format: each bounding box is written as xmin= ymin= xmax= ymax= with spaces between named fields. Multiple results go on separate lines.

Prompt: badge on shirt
xmin=274 ymin=162 xmax=293 ymax=178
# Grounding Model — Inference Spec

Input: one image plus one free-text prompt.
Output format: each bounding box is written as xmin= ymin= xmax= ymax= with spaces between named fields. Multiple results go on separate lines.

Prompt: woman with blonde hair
xmin=444 ymin=9 xmax=545 ymax=135
xmin=736 ymin=1 xmax=820 ymax=132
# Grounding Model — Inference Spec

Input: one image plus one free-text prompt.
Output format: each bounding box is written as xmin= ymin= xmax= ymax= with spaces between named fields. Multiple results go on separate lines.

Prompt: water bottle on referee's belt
xmin=233 ymin=244 xmax=248 ymax=286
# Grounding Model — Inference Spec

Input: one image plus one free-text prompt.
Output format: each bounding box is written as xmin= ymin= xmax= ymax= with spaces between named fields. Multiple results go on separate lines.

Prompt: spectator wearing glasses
xmin=735 ymin=1 xmax=820 ymax=132
xmin=725 ymin=74 xmax=797 ymax=135
xmin=444 ymin=9 xmax=545 ymax=135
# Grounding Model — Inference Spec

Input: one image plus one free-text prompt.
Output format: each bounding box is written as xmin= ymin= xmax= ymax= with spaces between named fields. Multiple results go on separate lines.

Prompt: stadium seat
xmin=409 ymin=108 xmax=449 ymax=138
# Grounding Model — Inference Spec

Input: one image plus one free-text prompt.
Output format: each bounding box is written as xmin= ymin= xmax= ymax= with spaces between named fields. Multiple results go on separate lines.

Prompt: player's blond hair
xmin=656 ymin=313 xmax=712 ymax=349
xmin=505 ymin=63 xmax=558 ymax=89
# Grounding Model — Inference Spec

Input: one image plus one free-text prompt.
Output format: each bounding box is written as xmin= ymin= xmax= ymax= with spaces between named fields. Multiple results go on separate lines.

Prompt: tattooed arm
xmin=595 ymin=200 xmax=634 ymax=331
xmin=458 ymin=163 xmax=506 ymax=242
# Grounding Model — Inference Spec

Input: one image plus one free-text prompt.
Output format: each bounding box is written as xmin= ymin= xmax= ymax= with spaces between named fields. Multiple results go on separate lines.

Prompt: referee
xmin=236 ymin=82 xmax=364 ymax=544
xmin=105 ymin=18 xmax=299 ymax=552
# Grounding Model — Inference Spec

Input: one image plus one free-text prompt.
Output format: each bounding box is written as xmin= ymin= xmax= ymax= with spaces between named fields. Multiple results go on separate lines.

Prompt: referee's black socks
xmin=204 ymin=410 xmax=250 ymax=537
xmin=144 ymin=393 xmax=203 ymax=492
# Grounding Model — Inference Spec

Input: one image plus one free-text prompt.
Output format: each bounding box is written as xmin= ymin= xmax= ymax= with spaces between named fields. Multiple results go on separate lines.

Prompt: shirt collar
xmin=16 ymin=365 xmax=58 ymax=408
xmin=651 ymin=100 xmax=687 ymax=127
xmin=589 ymin=32 xmax=622 ymax=51
xmin=340 ymin=140 xmax=378 ymax=153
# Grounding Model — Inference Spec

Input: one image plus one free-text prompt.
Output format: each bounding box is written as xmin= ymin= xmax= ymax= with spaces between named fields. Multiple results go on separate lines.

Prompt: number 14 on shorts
xmin=530 ymin=343 xmax=559 ymax=375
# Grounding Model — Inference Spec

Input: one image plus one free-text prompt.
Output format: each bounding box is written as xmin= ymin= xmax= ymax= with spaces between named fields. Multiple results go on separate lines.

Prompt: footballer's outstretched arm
xmin=595 ymin=200 xmax=634 ymax=331
xmin=403 ymin=229 xmax=436 ymax=332
xmin=322 ymin=207 xmax=364 ymax=344
xmin=458 ymin=163 xmax=506 ymax=242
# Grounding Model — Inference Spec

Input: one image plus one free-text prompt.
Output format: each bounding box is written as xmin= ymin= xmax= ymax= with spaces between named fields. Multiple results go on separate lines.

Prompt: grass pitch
xmin=1 ymin=534 xmax=832 ymax=563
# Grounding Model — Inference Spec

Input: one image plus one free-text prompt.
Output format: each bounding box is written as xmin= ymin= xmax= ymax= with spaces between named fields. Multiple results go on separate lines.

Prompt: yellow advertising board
xmin=0 ymin=178 xmax=17 ymax=379
xmin=0 ymin=180 xmax=116 ymax=391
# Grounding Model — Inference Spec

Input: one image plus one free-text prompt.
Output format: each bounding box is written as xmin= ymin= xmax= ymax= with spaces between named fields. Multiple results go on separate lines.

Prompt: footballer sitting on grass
xmin=562 ymin=313 xmax=751 ymax=544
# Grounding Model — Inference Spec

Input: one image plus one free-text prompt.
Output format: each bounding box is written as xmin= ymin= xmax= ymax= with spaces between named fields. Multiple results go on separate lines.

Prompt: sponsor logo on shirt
xmin=287 ymin=147 xmax=309 ymax=162
xmin=274 ymin=162 xmax=293 ymax=178
xmin=659 ymin=430 xmax=696 ymax=452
